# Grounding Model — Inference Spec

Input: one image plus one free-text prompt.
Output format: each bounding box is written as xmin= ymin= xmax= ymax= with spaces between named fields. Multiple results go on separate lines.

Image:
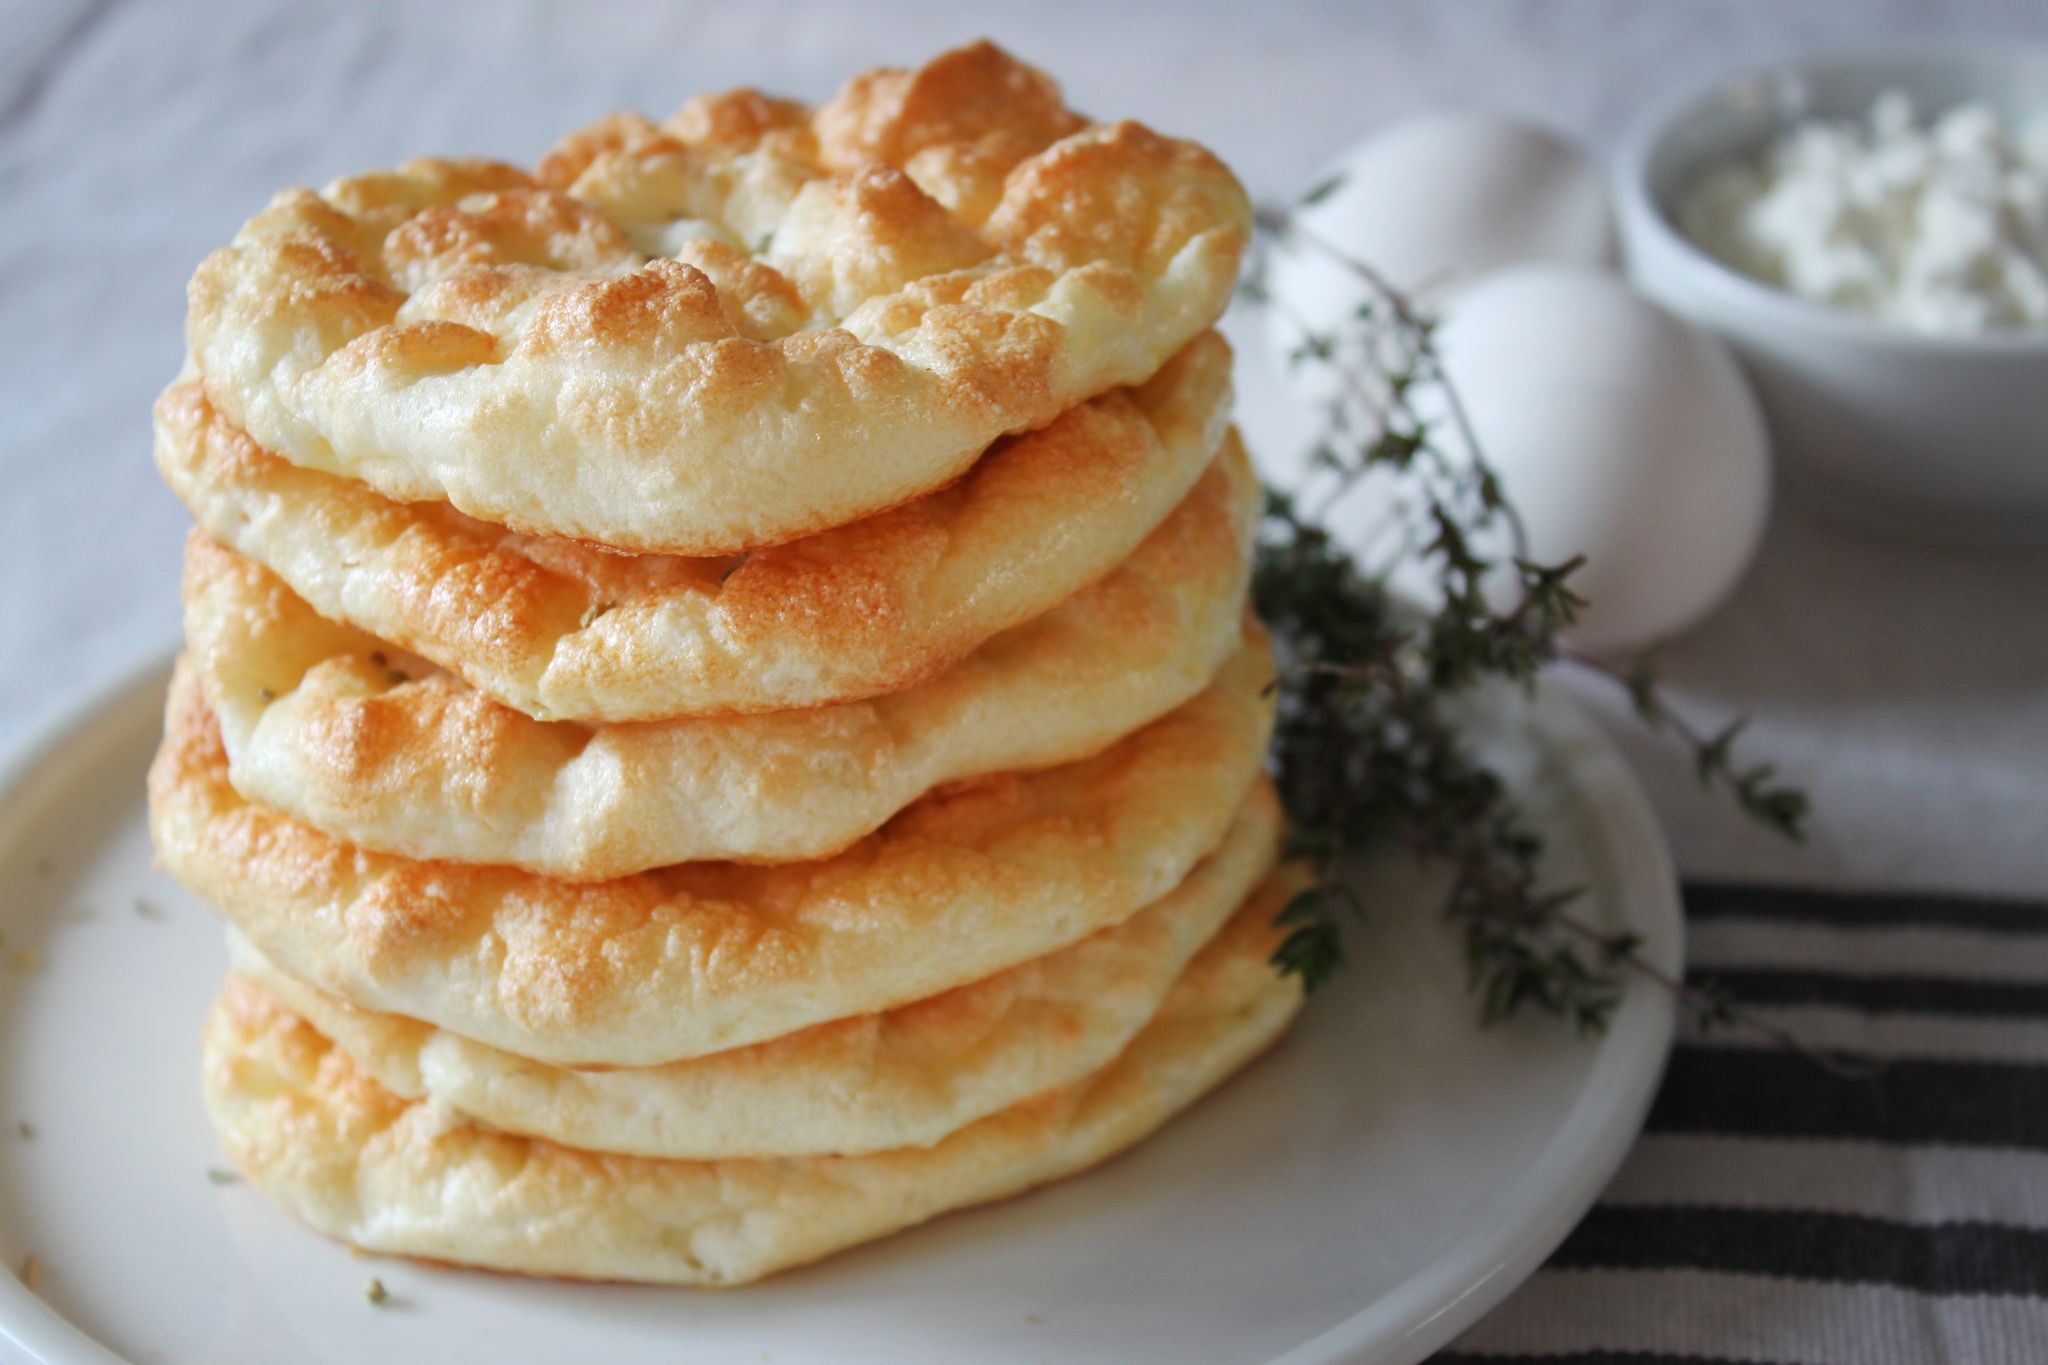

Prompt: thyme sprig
xmin=1251 ymin=187 xmax=1852 ymax=1069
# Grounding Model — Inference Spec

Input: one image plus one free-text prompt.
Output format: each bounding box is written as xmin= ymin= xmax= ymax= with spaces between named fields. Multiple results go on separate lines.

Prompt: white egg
xmin=1422 ymin=264 xmax=1772 ymax=654
xmin=1264 ymin=111 xmax=1617 ymax=401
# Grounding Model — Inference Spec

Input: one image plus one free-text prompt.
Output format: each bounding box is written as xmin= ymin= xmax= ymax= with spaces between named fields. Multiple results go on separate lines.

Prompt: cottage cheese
xmin=1681 ymin=90 xmax=2048 ymax=335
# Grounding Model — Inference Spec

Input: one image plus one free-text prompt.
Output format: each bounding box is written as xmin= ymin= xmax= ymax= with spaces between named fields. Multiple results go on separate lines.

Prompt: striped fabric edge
xmin=1684 ymin=883 xmax=2048 ymax=933
xmin=1440 ymin=884 xmax=2048 ymax=1362
xmin=1440 ymin=1267 xmax=2048 ymax=1364
xmin=1677 ymin=1002 xmax=2048 ymax=1064
xmin=1687 ymin=969 xmax=2048 ymax=1018
xmin=1649 ymin=1046 xmax=2048 ymax=1147
xmin=1550 ymin=1205 xmax=2048 ymax=1295
xmin=1605 ymin=1133 xmax=2048 ymax=1226
xmin=1580 ymin=1136 xmax=2048 ymax=1293
xmin=1663 ymin=881 xmax=2048 ymax=1143
xmin=1688 ymin=917 xmax=2048 ymax=984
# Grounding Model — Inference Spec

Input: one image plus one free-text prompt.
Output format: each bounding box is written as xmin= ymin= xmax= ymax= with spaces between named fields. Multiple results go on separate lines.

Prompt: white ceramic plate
xmin=0 ymin=654 xmax=1677 ymax=1365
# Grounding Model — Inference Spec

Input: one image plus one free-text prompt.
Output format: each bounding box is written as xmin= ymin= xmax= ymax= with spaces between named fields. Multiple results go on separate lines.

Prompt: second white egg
xmin=1426 ymin=264 xmax=1773 ymax=655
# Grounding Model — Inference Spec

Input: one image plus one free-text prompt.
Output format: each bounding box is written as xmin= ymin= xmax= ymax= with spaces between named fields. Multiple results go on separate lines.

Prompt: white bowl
xmin=1614 ymin=46 xmax=2048 ymax=546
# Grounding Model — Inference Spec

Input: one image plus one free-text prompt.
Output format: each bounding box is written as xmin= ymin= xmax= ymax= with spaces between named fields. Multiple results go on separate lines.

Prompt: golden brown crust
xmin=201 ymin=878 xmax=1302 ymax=1287
xmin=228 ymin=819 xmax=1280 ymax=1160
xmin=152 ymin=641 xmax=1276 ymax=1067
xmin=183 ymin=42 xmax=1250 ymax=554
xmin=154 ymin=333 xmax=1235 ymax=722
xmin=180 ymin=419 xmax=1255 ymax=877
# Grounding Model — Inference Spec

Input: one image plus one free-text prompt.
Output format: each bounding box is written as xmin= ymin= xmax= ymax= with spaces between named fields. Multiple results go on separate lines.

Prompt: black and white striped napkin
xmin=1437 ymin=883 xmax=2048 ymax=1365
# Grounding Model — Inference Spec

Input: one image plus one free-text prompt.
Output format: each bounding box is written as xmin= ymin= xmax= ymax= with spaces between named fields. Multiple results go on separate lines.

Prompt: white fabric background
xmin=1 ymin=0 xmax=2043 ymax=897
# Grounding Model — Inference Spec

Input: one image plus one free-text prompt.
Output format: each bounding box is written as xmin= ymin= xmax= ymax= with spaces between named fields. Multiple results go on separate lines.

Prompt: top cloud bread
xmin=184 ymin=42 xmax=1251 ymax=556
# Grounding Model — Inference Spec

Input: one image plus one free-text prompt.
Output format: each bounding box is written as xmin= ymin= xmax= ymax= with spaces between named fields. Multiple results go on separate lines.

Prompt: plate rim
xmin=1276 ymin=681 xmax=1683 ymax=1364
xmin=0 ymin=650 xmax=1681 ymax=1365
xmin=0 ymin=648 xmax=177 ymax=1365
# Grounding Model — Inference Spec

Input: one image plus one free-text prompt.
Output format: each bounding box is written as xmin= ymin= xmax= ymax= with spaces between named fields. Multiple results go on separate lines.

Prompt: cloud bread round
xmin=183 ymin=42 xmax=1251 ymax=555
xmin=201 ymin=877 xmax=1302 ymax=1287
xmin=154 ymin=333 xmax=1233 ymax=724
xmin=225 ymin=797 xmax=1276 ymax=1160
xmin=178 ymin=426 xmax=1255 ymax=879
xmin=150 ymin=638 xmax=1275 ymax=1067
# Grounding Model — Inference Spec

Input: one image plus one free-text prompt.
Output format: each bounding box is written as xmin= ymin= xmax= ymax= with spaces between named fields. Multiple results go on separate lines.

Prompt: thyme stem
xmin=1544 ymin=911 xmax=1882 ymax=1080
xmin=1250 ymin=183 xmax=1822 ymax=1057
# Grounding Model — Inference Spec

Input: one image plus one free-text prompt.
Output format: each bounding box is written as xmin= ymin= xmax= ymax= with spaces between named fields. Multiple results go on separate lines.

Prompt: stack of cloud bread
xmin=145 ymin=41 xmax=1300 ymax=1288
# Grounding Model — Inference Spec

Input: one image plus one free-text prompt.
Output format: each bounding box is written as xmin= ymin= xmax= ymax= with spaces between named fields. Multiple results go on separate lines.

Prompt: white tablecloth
xmin=4 ymin=2 xmax=2046 ymax=1361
